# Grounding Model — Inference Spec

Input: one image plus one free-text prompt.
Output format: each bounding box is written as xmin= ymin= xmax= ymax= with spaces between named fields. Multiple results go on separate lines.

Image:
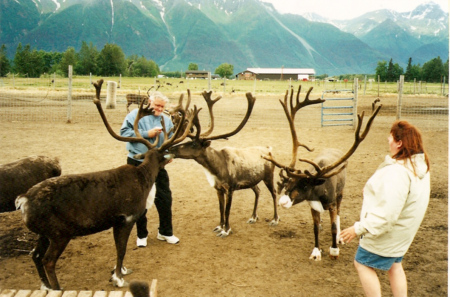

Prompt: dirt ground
xmin=0 ymin=93 xmax=447 ymax=297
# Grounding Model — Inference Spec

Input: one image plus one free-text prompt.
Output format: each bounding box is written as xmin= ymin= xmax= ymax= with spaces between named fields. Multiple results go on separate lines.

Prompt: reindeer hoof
xmin=309 ymin=247 xmax=322 ymax=261
xmin=40 ymin=284 xmax=52 ymax=291
xmin=110 ymin=273 xmax=129 ymax=288
xmin=216 ymin=229 xmax=231 ymax=238
xmin=329 ymin=247 xmax=340 ymax=260
xmin=247 ymin=216 xmax=258 ymax=224
xmin=268 ymin=217 xmax=280 ymax=226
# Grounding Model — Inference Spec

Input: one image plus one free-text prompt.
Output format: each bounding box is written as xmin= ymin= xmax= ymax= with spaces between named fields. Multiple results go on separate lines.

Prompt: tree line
xmin=0 ymin=42 xmax=235 ymax=79
xmin=0 ymin=42 xmax=447 ymax=82
xmin=375 ymin=57 xmax=448 ymax=83
xmin=0 ymin=42 xmax=159 ymax=78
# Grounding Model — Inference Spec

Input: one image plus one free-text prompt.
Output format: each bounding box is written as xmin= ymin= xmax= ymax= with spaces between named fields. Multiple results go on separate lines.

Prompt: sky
xmin=260 ymin=0 xmax=449 ymax=20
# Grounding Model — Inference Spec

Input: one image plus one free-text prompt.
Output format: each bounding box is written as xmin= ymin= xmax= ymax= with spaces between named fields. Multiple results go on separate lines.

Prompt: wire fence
xmin=0 ymin=75 xmax=447 ymax=131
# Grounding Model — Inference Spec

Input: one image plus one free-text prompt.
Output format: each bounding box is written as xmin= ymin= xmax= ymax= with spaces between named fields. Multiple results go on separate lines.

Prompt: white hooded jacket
xmin=353 ymin=153 xmax=430 ymax=257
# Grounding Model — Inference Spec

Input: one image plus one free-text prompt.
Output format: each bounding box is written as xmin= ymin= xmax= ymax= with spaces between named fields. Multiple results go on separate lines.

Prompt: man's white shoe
xmin=136 ymin=237 xmax=148 ymax=247
xmin=157 ymin=233 xmax=180 ymax=244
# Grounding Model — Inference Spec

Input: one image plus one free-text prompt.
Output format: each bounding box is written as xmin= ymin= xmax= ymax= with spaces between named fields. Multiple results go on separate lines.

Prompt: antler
xmin=201 ymin=92 xmax=256 ymax=141
xmin=93 ymin=79 xmax=196 ymax=152
xmin=168 ymin=89 xmax=192 ymax=129
xmin=284 ymin=100 xmax=382 ymax=179
xmin=199 ymin=90 xmax=222 ymax=138
xmin=159 ymin=105 xmax=199 ymax=151
xmin=280 ymin=85 xmax=326 ymax=167
xmin=263 ymin=84 xmax=382 ymax=183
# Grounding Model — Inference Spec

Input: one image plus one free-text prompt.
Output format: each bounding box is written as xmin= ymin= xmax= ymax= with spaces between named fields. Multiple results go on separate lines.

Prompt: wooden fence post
xmin=353 ymin=78 xmax=358 ymax=130
xmin=397 ymin=75 xmax=404 ymax=120
xmin=67 ymin=65 xmax=73 ymax=124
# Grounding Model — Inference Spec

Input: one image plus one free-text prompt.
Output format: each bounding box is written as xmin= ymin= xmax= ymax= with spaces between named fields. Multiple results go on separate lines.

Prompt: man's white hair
xmin=149 ymin=91 xmax=169 ymax=103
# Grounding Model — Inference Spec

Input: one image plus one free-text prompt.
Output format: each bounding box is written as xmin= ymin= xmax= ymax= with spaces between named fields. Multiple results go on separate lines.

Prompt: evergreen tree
xmin=422 ymin=56 xmax=444 ymax=82
xmin=13 ymin=44 xmax=46 ymax=77
xmin=13 ymin=43 xmax=28 ymax=75
xmin=28 ymin=49 xmax=45 ymax=77
xmin=405 ymin=58 xmax=413 ymax=81
xmin=76 ymin=41 xmax=99 ymax=75
xmin=127 ymin=55 xmax=159 ymax=77
xmin=392 ymin=62 xmax=404 ymax=80
xmin=444 ymin=59 xmax=449 ymax=82
xmin=375 ymin=60 xmax=387 ymax=81
xmin=97 ymin=43 xmax=126 ymax=76
xmin=59 ymin=47 xmax=78 ymax=76
xmin=409 ymin=64 xmax=422 ymax=81
xmin=0 ymin=45 xmax=11 ymax=77
xmin=40 ymin=51 xmax=62 ymax=74
xmin=386 ymin=59 xmax=395 ymax=82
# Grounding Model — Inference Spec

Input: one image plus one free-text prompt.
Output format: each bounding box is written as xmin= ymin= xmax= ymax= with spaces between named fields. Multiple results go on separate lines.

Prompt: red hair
xmin=390 ymin=120 xmax=430 ymax=174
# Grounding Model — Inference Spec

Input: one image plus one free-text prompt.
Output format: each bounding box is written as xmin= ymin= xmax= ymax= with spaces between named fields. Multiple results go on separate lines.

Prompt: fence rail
xmin=0 ymin=280 xmax=157 ymax=297
xmin=0 ymin=76 xmax=447 ymax=131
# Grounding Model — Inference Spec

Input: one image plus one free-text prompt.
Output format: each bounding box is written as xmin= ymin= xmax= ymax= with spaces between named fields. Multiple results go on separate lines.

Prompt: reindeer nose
xmin=164 ymin=154 xmax=174 ymax=160
xmin=279 ymin=195 xmax=293 ymax=208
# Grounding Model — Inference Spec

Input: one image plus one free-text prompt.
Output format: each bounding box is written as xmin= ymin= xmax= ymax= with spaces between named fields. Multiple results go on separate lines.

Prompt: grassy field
xmin=0 ymin=75 xmax=447 ymax=97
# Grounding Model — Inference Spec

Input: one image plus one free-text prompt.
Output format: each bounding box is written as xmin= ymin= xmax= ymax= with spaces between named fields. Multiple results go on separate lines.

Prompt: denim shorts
xmin=355 ymin=246 xmax=403 ymax=271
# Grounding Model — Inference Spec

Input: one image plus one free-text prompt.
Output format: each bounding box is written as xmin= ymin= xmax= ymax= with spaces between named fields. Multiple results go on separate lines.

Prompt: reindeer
xmin=168 ymin=91 xmax=280 ymax=238
xmin=0 ymin=156 xmax=61 ymax=213
xmin=15 ymin=79 xmax=197 ymax=290
xmin=125 ymin=86 xmax=155 ymax=113
xmin=263 ymin=86 xmax=381 ymax=260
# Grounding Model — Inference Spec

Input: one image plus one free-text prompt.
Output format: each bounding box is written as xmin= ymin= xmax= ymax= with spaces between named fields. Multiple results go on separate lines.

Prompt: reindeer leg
xmin=214 ymin=189 xmax=226 ymax=234
xmin=336 ymin=192 xmax=344 ymax=245
xmin=43 ymin=237 xmax=71 ymax=290
xmin=217 ymin=190 xmax=233 ymax=237
xmin=309 ymin=209 xmax=322 ymax=261
xmin=264 ymin=178 xmax=279 ymax=226
xmin=111 ymin=223 xmax=134 ymax=288
xmin=32 ymin=235 xmax=51 ymax=290
xmin=247 ymin=185 xmax=260 ymax=224
xmin=329 ymin=204 xmax=340 ymax=260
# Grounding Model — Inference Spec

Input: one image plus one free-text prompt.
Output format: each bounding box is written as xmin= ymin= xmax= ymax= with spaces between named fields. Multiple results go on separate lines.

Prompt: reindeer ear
xmin=203 ymin=140 xmax=212 ymax=148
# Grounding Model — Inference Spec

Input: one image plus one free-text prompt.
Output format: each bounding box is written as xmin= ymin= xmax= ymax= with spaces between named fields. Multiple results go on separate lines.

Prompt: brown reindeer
xmin=15 ymin=80 xmax=198 ymax=290
xmin=169 ymin=91 xmax=280 ymax=238
xmin=0 ymin=156 xmax=61 ymax=213
xmin=263 ymin=86 xmax=381 ymax=260
xmin=126 ymin=93 xmax=148 ymax=113
xmin=125 ymin=86 xmax=159 ymax=113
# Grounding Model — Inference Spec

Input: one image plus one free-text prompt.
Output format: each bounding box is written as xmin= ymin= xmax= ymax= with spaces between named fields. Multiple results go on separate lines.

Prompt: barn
xmin=236 ymin=68 xmax=315 ymax=81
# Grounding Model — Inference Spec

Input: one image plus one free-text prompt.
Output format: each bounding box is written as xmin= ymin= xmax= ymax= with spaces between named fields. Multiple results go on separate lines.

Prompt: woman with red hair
xmin=340 ymin=120 xmax=430 ymax=297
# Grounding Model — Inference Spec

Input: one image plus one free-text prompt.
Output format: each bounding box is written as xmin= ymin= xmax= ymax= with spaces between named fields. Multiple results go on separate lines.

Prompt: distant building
xmin=236 ymin=68 xmax=315 ymax=81
xmin=185 ymin=70 xmax=210 ymax=79
xmin=185 ymin=70 xmax=221 ymax=79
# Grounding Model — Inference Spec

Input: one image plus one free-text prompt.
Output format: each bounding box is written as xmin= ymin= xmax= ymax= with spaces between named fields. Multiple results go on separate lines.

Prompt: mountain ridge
xmin=1 ymin=0 xmax=448 ymax=75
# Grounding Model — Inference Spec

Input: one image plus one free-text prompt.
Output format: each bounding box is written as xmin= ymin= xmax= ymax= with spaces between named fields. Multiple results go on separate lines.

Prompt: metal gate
xmin=321 ymin=89 xmax=356 ymax=127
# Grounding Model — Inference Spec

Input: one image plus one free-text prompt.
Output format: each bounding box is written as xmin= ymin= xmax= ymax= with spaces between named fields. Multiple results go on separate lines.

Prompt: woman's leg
xmin=354 ymin=260 xmax=381 ymax=297
xmin=388 ymin=262 xmax=407 ymax=297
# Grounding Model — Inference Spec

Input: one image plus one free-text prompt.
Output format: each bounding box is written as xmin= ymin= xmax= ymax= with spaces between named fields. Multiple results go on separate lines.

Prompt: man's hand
xmin=149 ymin=127 xmax=162 ymax=137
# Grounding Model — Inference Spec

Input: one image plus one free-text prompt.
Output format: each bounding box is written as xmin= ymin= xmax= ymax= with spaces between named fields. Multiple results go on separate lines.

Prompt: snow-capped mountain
xmin=1 ymin=0 xmax=448 ymax=75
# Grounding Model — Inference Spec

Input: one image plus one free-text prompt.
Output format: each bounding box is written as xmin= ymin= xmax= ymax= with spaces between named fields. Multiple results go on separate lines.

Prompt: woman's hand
xmin=340 ymin=226 xmax=357 ymax=244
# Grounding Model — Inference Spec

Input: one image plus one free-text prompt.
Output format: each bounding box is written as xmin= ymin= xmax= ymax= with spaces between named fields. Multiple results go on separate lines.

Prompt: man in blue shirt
xmin=120 ymin=91 xmax=179 ymax=246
